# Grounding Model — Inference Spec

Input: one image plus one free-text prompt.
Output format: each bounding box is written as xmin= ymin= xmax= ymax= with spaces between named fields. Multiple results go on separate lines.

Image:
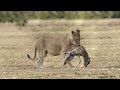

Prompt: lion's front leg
xmin=60 ymin=44 xmax=74 ymax=67
xmin=60 ymin=46 xmax=67 ymax=59
xmin=76 ymin=55 xmax=81 ymax=67
xmin=60 ymin=46 xmax=68 ymax=68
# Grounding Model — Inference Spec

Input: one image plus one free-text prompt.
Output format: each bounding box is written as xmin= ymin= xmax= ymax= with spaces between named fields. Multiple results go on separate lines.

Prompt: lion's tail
xmin=27 ymin=45 xmax=37 ymax=60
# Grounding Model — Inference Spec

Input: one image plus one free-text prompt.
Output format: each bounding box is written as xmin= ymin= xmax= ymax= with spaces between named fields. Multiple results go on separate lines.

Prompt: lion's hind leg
xmin=36 ymin=50 xmax=47 ymax=68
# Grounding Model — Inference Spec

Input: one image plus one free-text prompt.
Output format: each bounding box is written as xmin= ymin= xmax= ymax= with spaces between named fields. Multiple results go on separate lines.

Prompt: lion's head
xmin=69 ymin=29 xmax=80 ymax=46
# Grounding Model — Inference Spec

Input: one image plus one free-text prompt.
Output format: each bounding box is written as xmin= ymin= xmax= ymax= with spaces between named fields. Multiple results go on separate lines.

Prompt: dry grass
xmin=0 ymin=19 xmax=120 ymax=79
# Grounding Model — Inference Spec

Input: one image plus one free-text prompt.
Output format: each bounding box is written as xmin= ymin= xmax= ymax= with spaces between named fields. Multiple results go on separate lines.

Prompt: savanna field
xmin=0 ymin=19 xmax=120 ymax=79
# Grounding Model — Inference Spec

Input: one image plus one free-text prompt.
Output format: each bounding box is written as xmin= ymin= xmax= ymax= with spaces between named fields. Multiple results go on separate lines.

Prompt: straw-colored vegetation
xmin=0 ymin=19 xmax=120 ymax=79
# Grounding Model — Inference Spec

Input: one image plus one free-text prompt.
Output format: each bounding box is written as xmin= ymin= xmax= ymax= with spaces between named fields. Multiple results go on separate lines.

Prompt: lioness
xmin=27 ymin=30 xmax=80 ymax=68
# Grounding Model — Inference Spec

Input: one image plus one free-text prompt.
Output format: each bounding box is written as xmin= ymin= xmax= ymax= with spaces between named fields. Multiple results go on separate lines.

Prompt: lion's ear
xmin=76 ymin=29 xmax=80 ymax=33
xmin=71 ymin=31 xmax=76 ymax=36
xmin=76 ymin=30 xmax=80 ymax=35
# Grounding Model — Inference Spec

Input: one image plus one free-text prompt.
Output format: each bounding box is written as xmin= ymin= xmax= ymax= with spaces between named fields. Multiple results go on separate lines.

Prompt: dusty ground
xmin=0 ymin=19 xmax=120 ymax=79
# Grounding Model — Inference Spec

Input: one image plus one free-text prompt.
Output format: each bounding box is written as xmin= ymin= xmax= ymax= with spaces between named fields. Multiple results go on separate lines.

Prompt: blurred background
xmin=0 ymin=11 xmax=120 ymax=26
